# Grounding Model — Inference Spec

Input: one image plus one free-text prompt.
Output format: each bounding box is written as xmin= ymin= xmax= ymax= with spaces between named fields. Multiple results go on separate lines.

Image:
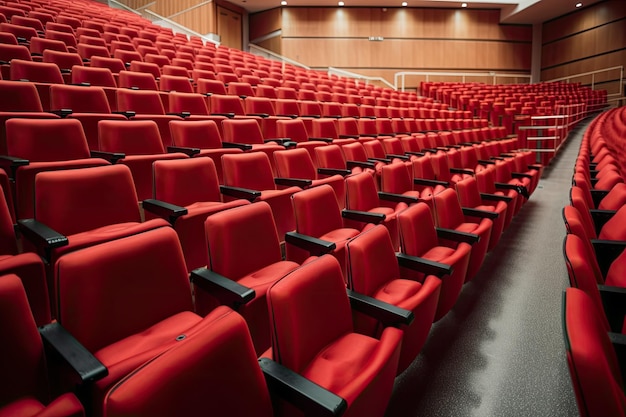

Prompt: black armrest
xmin=142 ymin=199 xmax=188 ymax=224
xmin=17 ymin=219 xmax=68 ymax=256
xmin=347 ymin=289 xmax=414 ymax=327
xmin=112 ymin=110 xmax=135 ymax=118
xmin=277 ymin=114 xmax=298 ymax=119
xmin=590 ymin=209 xmax=616 ymax=235
xmin=318 ymin=167 xmax=351 ymax=177
xmin=0 ymin=155 xmax=29 ymax=178
xmin=285 ymin=231 xmax=336 ymax=256
xmin=436 ymin=227 xmax=480 ymax=244
xmin=300 ymin=114 xmax=321 ymax=119
xmin=495 ymin=182 xmax=529 ymax=198
xmin=480 ymin=193 xmax=513 ymax=203
xmin=462 ymin=207 xmax=498 ymax=220
xmin=342 ymin=209 xmax=386 ymax=224
xmin=264 ymin=137 xmax=292 ymax=146
xmin=339 ymin=134 xmax=359 ymax=139
xmin=378 ymin=191 xmax=419 ymax=205
xmin=247 ymin=112 xmax=269 ymax=118
xmin=511 ymin=172 xmax=532 ymax=179
xmin=368 ymin=157 xmax=392 ymax=163
xmin=346 ymin=160 xmax=375 ymax=169
xmin=421 ymin=147 xmax=439 ymax=154
xmin=490 ymin=156 xmax=506 ymax=161
xmin=405 ymin=151 xmax=425 ymax=157
xmin=477 ymin=159 xmax=496 ymax=165
xmin=308 ymin=137 xmax=334 ymax=143
xmin=599 ymin=285 xmax=626 ymax=334
xmin=219 ymin=185 xmax=261 ymax=202
xmin=590 ymin=189 xmax=609 ymax=208
xmin=259 ymin=358 xmax=347 ymax=417
xmin=274 ymin=177 xmax=313 ymax=188
xmin=528 ymin=164 xmax=542 ymax=171
xmin=387 ymin=153 xmax=409 ymax=161
xmin=591 ymin=239 xmax=626 ymax=278
xmin=190 ymin=267 xmax=255 ymax=308
xmin=211 ymin=112 xmax=236 ymax=118
xmin=449 ymin=168 xmax=475 ymax=175
xmin=90 ymin=150 xmax=125 ymax=164
xmin=166 ymin=111 xmax=190 ymax=118
xmin=413 ymin=178 xmax=448 ymax=187
xmin=50 ymin=108 xmax=72 ymax=117
xmin=396 ymin=252 xmax=453 ymax=277
xmin=40 ymin=322 xmax=108 ymax=383
xmin=167 ymin=146 xmax=200 ymax=157
xmin=222 ymin=142 xmax=253 ymax=151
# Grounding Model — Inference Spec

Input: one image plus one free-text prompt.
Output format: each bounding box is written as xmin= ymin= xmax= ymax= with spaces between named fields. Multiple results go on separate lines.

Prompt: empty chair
xmin=398 ymin=202 xmax=473 ymax=320
xmin=433 ymin=188 xmax=493 ymax=282
xmin=159 ymin=74 xmax=193 ymax=93
xmin=117 ymin=69 xmax=158 ymax=90
xmin=29 ymin=37 xmax=68 ymax=57
xmin=274 ymin=147 xmax=346 ymax=208
xmin=196 ymin=78 xmax=227 ymax=95
xmin=195 ymin=202 xmax=300 ymax=354
xmin=0 ymin=275 xmax=86 ymax=417
xmin=9 ymin=59 xmax=64 ymax=110
xmin=346 ymin=224 xmax=442 ymax=372
xmin=266 ymin=254 xmax=404 ymax=416
xmin=276 ymin=118 xmax=329 ymax=157
xmin=128 ymin=60 xmax=161 ymax=80
xmin=145 ymin=158 xmax=249 ymax=271
xmin=77 ymin=43 xmax=110 ymax=62
xmin=221 ymin=152 xmax=301 ymax=240
xmin=0 ymin=43 xmax=31 ymax=79
xmin=315 ymin=143 xmax=375 ymax=176
xmin=3 ymin=118 xmax=110 ymax=219
xmin=345 ymin=172 xmax=408 ymax=250
xmin=42 ymin=49 xmax=82 ymax=82
xmin=562 ymin=287 xmax=626 ymax=417
xmin=0 ymin=22 xmax=37 ymax=44
xmin=570 ymin=185 xmax=626 ymax=242
xmin=379 ymin=161 xmax=438 ymax=211
xmin=97 ymin=120 xmax=189 ymax=200
xmin=221 ymin=118 xmax=286 ymax=171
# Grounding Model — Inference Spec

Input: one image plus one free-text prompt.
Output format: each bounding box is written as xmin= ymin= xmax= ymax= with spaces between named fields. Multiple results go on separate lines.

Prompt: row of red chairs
xmin=561 ymin=105 xmax=626 ymax=417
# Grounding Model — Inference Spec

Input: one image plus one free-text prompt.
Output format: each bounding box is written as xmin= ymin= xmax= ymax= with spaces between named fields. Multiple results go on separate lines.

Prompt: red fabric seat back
xmin=153 ymin=158 xmax=222 ymax=207
xmin=222 ymin=152 xmax=275 ymax=191
xmin=50 ymin=84 xmax=112 ymax=113
xmin=169 ymin=119 xmax=222 ymax=149
xmin=98 ymin=120 xmax=165 ymax=155
xmin=345 ymin=172 xmax=380 ymax=211
xmin=274 ymin=148 xmax=317 ymax=180
xmin=222 ymin=118 xmax=264 ymax=145
xmin=433 ymin=188 xmax=465 ymax=229
xmin=292 ymin=184 xmax=344 ymax=237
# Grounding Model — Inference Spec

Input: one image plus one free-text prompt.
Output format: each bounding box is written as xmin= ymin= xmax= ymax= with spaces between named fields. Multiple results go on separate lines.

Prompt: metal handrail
xmin=544 ymin=66 xmax=624 ymax=101
xmin=394 ymin=71 xmax=532 ymax=92
xmin=107 ymin=0 xmax=142 ymax=15
xmin=327 ymin=67 xmax=395 ymax=89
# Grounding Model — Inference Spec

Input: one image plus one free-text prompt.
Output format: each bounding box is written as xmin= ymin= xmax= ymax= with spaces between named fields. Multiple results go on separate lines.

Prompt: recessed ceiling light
xmin=338 ymin=1 xmax=344 ymax=5
xmin=402 ymin=1 xmax=408 ymax=6
xmin=575 ymin=2 xmax=583 ymax=7
xmin=281 ymin=0 xmax=287 ymax=4
xmin=461 ymin=2 xmax=468 ymax=7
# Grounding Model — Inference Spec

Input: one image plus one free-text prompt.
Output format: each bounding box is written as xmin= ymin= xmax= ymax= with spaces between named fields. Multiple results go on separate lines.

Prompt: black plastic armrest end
xmin=436 ymin=227 xmax=480 ymax=244
xmin=396 ymin=252 xmax=453 ymax=277
xmin=480 ymin=193 xmax=513 ymax=203
xmin=17 ymin=219 xmax=68 ymax=251
xmin=222 ymin=142 xmax=253 ymax=151
xmin=318 ymin=167 xmax=351 ymax=177
xmin=285 ymin=231 xmax=336 ymax=256
xmin=346 ymin=160 xmax=375 ymax=169
xmin=449 ymin=167 xmax=475 ymax=176
xmin=40 ymin=322 xmax=107 ymax=383
xmin=462 ymin=207 xmax=498 ymax=220
xmin=378 ymin=191 xmax=419 ymax=205
xmin=347 ymin=289 xmax=414 ymax=327
xmin=342 ymin=209 xmax=386 ymax=224
xmin=274 ymin=177 xmax=313 ymax=188
xmin=190 ymin=267 xmax=255 ymax=308
xmin=259 ymin=357 xmax=347 ymax=417
xmin=142 ymin=199 xmax=188 ymax=224
xmin=167 ymin=145 xmax=200 ymax=157
xmin=219 ymin=185 xmax=261 ymax=202
xmin=90 ymin=150 xmax=125 ymax=164
xmin=413 ymin=178 xmax=448 ymax=187
xmin=308 ymin=137 xmax=333 ymax=143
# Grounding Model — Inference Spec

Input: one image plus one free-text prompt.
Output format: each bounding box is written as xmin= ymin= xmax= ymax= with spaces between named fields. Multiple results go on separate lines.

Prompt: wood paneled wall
xmin=249 ymin=7 xmax=531 ymax=87
xmin=541 ymin=0 xmax=626 ymax=90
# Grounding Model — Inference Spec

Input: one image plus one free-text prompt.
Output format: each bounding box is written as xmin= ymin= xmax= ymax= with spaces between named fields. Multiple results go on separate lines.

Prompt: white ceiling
xmin=239 ymin=0 xmax=602 ymax=24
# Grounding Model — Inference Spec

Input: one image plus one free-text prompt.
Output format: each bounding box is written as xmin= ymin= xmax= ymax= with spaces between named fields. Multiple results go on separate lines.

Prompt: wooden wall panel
xmin=542 ymin=0 xmax=626 ymax=44
xmin=170 ymin=3 xmax=215 ymax=34
xmin=117 ymin=0 xmax=154 ymax=9
xmin=152 ymin=0 xmax=206 ymax=17
xmin=249 ymin=8 xmax=281 ymax=41
xmin=257 ymin=36 xmax=282 ymax=55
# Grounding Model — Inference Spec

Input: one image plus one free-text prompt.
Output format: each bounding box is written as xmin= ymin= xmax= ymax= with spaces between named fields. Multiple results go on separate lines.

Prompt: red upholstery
xmin=345 ymin=172 xmax=407 ymax=250
xmin=455 ymin=176 xmax=507 ymax=250
xmin=201 ymin=202 xmax=299 ymax=354
xmin=398 ymin=202 xmax=471 ymax=320
xmin=151 ymin=158 xmax=249 ymax=271
xmin=221 ymin=152 xmax=300 ymax=240
xmin=97 ymin=120 xmax=188 ymax=200
xmin=275 ymin=118 xmax=328 ymax=158
xmin=433 ymin=188 xmax=492 ymax=282
xmin=4 ymin=118 xmax=110 ymax=219
xmin=475 ymin=165 xmax=518 ymax=226
xmin=221 ymin=118 xmax=284 ymax=172
xmin=346 ymin=225 xmax=441 ymax=372
xmin=0 ymin=274 xmax=84 ymax=417
xmin=102 ymin=306 xmax=274 ymax=417
xmin=563 ymin=288 xmax=626 ymax=417
xmin=274 ymin=148 xmax=346 ymax=208
xmin=55 ymin=227 xmax=210 ymax=417
xmin=267 ymin=255 xmax=402 ymax=416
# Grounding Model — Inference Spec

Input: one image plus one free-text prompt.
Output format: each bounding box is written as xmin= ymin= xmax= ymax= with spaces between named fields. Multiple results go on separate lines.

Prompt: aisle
xmin=385 ymin=117 xmax=595 ymax=416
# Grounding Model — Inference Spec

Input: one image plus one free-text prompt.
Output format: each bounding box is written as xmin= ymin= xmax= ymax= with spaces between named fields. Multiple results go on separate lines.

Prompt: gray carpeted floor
xmin=384 ymin=116 xmax=596 ymax=417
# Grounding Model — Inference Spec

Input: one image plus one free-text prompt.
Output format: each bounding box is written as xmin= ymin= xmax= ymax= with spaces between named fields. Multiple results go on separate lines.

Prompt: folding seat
xmin=49 ymin=84 xmax=128 ymax=150
xmin=0 ymin=274 xmax=90 ymax=417
xmin=474 ymin=164 xmax=518 ymax=227
xmin=78 ymin=34 xmax=106 ymax=48
xmin=340 ymin=141 xmax=385 ymax=181
xmin=161 ymin=64 xmax=189 ymax=78
xmin=454 ymin=176 xmax=507 ymax=250
xmin=0 ymin=22 xmax=37 ymax=44
xmin=196 ymin=78 xmax=227 ymax=95
xmin=266 ymin=254 xmax=404 ymax=416
xmin=29 ymin=37 xmax=68 ymax=59
xmin=9 ymin=59 xmax=64 ymax=111
xmin=159 ymin=73 xmax=193 ymax=93
xmin=0 ymin=44 xmax=32 ymax=72
xmin=55 ymin=15 xmax=81 ymax=30
xmin=136 ymin=44 xmax=159 ymax=57
xmin=311 ymin=118 xmax=357 ymax=145
xmin=275 ymin=118 xmax=331 ymax=157
xmin=221 ymin=118 xmax=288 ymax=170
xmin=143 ymin=53 xmax=170 ymax=69
xmin=127 ymin=60 xmax=160 ymax=80
xmin=243 ymin=96 xmax=289 ymax=138
xmin=0 ymin=5 xmax=26 ymax=21
xmin=3 ymin=118 xmax=110 ymax=219
xmin=0 ymin=80 xmax=60 ymax=154
xmin=255 ymin=83 xmax=277 ymax=99
xmin=344 ymin=172 xmax=409 ymax=250
xmin=379 ymin=161 xmax=439 ymax=209
xmin=113 ymin=49 xmax=142 ymax=67
xmin=11 ymin=15 xmax=44 ymax=33
xmin=144 ymin=158 xmax=249 ymax=272
xmin=115 ymin=88 xmax=183 ymax=148
xmin=166 ymin=91 xmax=228 ymax=127
xmin=274 ymin=147 xmax=346 ymax=208
xmin=337 ymin=117 xmax=376 ymax=141
xmin=286 ymin=184 xmax=384 ymax=276
xmin=561 ymin=288 xmax=626 ymax=417
xmin=221 ymin=152 xmax=301 ymax=240
xmin=0 ymin=31 xmax=18 ymax=45
xmin=433 ymin=188 xmax=493 ymax=282
xmin=398 ymin=202 xmax=473 ymax=320
xmin=216 ymin=71 xmax=238 ymax=84
xmin=346 ymin=224 xmax=442 ymax=372
xmin=314 ymin=143 xmax=375 ymax=177
xmin=227 ymin=81 xmax=254 ymax=97
xmin=76 ymin=43 xmax=109 ymax=63
xmin=41 ymin=49 xmax=82 ymax=82
xmin=569 ymin=185 xmax=626 ymax=242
